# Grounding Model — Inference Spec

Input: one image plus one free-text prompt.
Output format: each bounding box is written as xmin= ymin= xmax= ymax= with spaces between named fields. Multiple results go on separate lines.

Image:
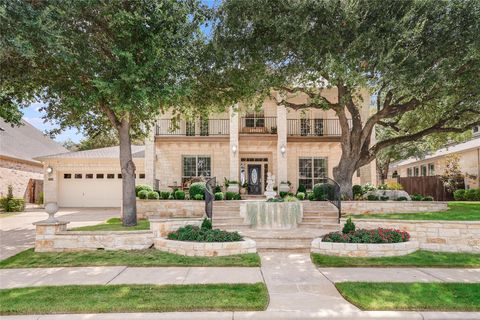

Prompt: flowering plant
xmin=322 ymin=228 xmax=410 ymax=243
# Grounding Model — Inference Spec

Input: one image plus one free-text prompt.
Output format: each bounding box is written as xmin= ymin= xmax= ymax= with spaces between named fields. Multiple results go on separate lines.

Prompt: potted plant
xmin=279 ymin=181 xmax=291 ymax=193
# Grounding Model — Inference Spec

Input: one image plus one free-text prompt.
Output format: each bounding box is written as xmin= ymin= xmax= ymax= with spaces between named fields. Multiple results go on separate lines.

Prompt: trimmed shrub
xmin=342 ymin=218 xmax=355 ymax=234
xmin=465 ymin=189 xmax=478 ymax=201
xmin=296 ymin=184 xmax=307 ymax=195
xmin=201 ymin=218 xmax=212 ymax=230
xmin=137 ymin=190 xmax=149 ymax=199
xmin=160 ymin=191 xmax=171 ymax=200
xmin=367 ymin=194 xmax=379 ymax=201
xmin=285 ymin=195 xmax=298 ymax=202
xmin=189 ymin=182 xmax=206 ymax=200
xmin=135 ymin=185 xmax=152 ymax=196
xmin=476 ymin=189 xmax=480 ymax=201
xmin=313 ymin=183 xmax=334 ymax=201
xmin=225 ymin=192 xmax=241 ymax=200
xmin=422 ymin=196 xmax=434 ymax=201
xmin=453 ymin=189 xmax=466 ymax=201
xmin=0 ymin=197 xmax=25 ymax=212
xmin=352 ymin=185 xmax=363 ymax=198
xmin=174 ymin=190 xmax=185 ymax=200
xmin=380 ymin=196 xmax=389 ymax=201
xmin=279 ymin=191 xmax=288 ymax=198
xmin=323 ymin=228 xmax=410 ymax=243
xmin=411 ymin=194 xmax=424 ymax=201
xmin=147 ymin=191 xmax=159 ymax=200
xmin=307 ymin=192 xmax=315 ymax=201
xmin=214 ymin=185 xmax=222 ymax=193
xmin=214 ymin=192 xmax=224 ymax=200
xmin=396 ymin=196 xmax=408 ymax=201
xmin=194 ymin=194 xmax=204 ymax=200
xmin=168 ymin=194 xmax=175 ymax=200
xmin=167 ymin=225 xmax=243 ymax=242
xmin=296 ymin=192 xmax=305 ymax=200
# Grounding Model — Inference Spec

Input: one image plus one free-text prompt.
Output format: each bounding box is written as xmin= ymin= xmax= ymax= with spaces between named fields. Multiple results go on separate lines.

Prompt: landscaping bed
xmin=0 ymin=283 xmax=268 ymax=315
xmin=336 ymin=282 xmax=480 ymax=311
xmin=311 ymin=250 xmax=480 ymax=267
xmin=0 ymin=248 xmax=261 ymax=268
xmin=70 ymin=218 xmax=150 ymax=231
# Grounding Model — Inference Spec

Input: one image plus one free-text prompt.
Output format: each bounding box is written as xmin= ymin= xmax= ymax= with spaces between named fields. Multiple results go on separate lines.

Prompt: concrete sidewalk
xmin=319 ymin=267 xmax=480 ymax=283
xmin=0 ymin=266 xmax=263 ymax=289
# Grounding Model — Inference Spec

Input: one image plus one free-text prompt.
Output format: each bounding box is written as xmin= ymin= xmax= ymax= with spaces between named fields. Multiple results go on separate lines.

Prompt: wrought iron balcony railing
xmin=287 ymin=119 xmax=351 ymax=137
xmin=240 ymin=117 xmax=277 ymax=134
xmin=156 ymin=119 xmax=229 ymax=136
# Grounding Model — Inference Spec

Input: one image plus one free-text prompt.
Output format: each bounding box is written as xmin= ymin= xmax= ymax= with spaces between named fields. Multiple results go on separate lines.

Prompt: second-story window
xmin=245 ymin=112 xmax=265 ymax=128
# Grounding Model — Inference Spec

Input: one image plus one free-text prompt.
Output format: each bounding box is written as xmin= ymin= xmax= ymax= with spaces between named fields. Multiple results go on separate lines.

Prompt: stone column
xmin=33 ymin=220 xmax=69 ymax=252
xmin=228 ymin=105 xmax=240 ymax=192
xmin=277 ymin=104 xmax=288 ymax=190
xmin=145 ymin=126 xmax=157 ymax=189
xmin=43 ymin=162 xmax=58 ymax=204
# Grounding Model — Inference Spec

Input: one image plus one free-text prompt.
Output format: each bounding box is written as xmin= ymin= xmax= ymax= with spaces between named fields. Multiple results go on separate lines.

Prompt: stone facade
xmin=0 ymin=157 xmax=42 ymax=199
xmin=149 ymin=217 xmax=202 ymax=237
xmin=344 ymin=218 xmax=480 ymax=253
xmin=154 ymin=237 xmax=256 ymax=257
xmin=342 ymin=201 xmax=448 ymax=214
xmin=137 ymin=200 xmax=205 ymax=219
xmin=34 ymin=221 xmax=153 ymax=252
xmin=311 ymin=238 xmax=419 ymax=257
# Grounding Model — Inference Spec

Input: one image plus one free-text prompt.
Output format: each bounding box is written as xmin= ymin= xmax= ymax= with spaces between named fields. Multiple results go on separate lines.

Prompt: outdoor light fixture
xmin=232 ymin=144 xmax=237 ymax=154
xmin=280 ymin=144 xmax=286 ymax=157
xmin=46 ymin=166 xmax=53 ymax=174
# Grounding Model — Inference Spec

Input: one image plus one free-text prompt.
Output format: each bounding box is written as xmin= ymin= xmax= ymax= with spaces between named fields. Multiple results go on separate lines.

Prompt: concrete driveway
xmin=0 ymin=207 xmax=119 ymax=260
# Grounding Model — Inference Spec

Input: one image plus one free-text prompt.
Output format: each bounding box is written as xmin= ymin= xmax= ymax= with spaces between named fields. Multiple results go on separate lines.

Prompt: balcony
xmin=155 ymin=119 xmax=229 ymax=136
xmin=240 ymin=117 xmax=277 ymax=134
xmin=287 ymin=119 xmax=350 ymax=137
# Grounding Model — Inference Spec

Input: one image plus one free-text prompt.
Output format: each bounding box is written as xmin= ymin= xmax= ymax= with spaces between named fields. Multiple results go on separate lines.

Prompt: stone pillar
xmin=277 ymin=105 xmax=288 ymax=189
xmin=33 ymin=220 xmax=69 ymax=252
xmin=43 ymin=162 xmax=58 ymax=204
xmin=145 ymin=126 xmax=157 ymax=189
xmin=228 ymin=105 xmax=240 ymax=192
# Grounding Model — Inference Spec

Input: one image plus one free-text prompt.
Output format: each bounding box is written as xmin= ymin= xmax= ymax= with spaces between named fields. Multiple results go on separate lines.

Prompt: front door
xmin=248 ymin=165 xmax=262 ymax=195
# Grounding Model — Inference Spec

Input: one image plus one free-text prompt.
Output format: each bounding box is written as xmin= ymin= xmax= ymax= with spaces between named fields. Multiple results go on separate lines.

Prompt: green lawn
xmin=70 ymin=217 xmax=150 ymax=231
xmin=350 ymin=202 xmax=480 ymax=221
xmin=336 ymin=282 xmax=480 ymax=311
xmin=311 ymin=250 xmax=480 ymax=268
xmin=0 ymin=283 xmax=268 ymax=315
xmin=0 ymin=248 xmax=261 ymax=268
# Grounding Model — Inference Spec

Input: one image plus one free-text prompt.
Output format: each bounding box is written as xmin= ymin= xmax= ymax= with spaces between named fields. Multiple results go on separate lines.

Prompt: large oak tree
xmin=208 ymin=0 xmax=480 ymax=197
xmin=1 ymin=0 xmax=210 ymax=225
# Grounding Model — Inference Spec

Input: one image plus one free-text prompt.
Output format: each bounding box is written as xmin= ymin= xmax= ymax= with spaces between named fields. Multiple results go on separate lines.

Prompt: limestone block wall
xmin=34 ymin=221 xmax=153 ymax=252
xmin=311 ymin=238 xmax=419 ymax=257
xmin=342 ymin=218 xmax=480 ymax=253
xmin=149 ymin=218 xmax=202 ymax=237
xmin=154 ymin=237 xmax=256 ymax=257
xmin=0 ymin=157 xmax=42 ymax=198
xmin=342 ymin=201 xmax=448 ymax=214
xmin=137 ymin=199 xmax=205 ymax=219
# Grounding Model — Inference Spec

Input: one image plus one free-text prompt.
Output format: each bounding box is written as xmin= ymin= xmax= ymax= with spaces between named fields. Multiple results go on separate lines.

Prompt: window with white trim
xmin=182 ymin=156 xmax=211 ymax=184
xmin=421 ymin=165 xmax=427 ymax=177
xmin=414 ymin=167 xmax=419 ymax=177
xmin=407 ymin=168 xmax=413 ymax=177
xmin=428 ymin=163 xmax=435 ymax=176
xmin=298 ymin=157 xmax=327 ymax=190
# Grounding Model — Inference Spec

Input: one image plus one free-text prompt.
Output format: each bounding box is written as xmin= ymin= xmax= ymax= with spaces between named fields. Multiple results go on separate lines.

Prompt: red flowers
xmin=322 ymin=228 xmax=410 ymax=243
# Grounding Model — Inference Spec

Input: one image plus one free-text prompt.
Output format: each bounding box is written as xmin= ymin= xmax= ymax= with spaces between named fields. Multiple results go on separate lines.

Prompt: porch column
xmin=144 ymin=126 xmax=156 ymax=189
xmin=229 ymin=105 xmax=239 ymax=182
xmin=277 ymin=104 xmax=288 ymax=186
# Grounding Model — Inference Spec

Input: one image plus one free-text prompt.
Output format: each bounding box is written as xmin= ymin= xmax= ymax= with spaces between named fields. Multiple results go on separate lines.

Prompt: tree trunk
xmin=333 ymin=157 xmax=356 ymax=199
xmin=118 ymin=121 xmax=137 ymax=227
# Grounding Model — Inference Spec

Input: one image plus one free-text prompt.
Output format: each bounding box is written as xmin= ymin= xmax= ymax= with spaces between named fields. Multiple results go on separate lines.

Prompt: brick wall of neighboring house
xmin=0 ymin=157 xmax=43 ymax=200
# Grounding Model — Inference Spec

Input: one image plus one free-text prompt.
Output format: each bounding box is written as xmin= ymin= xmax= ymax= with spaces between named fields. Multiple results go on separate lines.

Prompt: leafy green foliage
xmin=214 ymin=192 xmax=224 ymax=200
xmin=296 ymin=192 xmax=305 ymax=200
xmin=380 ymin=196 xmax=390 ymax=201
xmin=342 ymin=218 xmax=356 ymax=234
xmin=266 ymin=198 xmax=284 ymax=202
xmin=147 ymin=191 xmax=159 ymax=200
xmin=135 ymin=185 xmax=152 ymax=196
xmin=422 ymin=196 xmax=434 ymax=201
xmin=226 ymin=192 xmax=241 ymax=200
xmin=137 ymin=190 xmax=149 ymax=200
xmin=396 ymin=196 xmax=408 ymax=201
xmin=465 ymin=189 xmax=480 ymax=201
xmin=454 ymin=189 xmax=466 ymax=201
xmin=0 ymin=185 xmax=25 ymax=212
xmin=174 ymin=190 xmax=186 ymax=200
xmin=160 ymin=191 xmax=171 ymax=200
xmin=194 ymin=194 xmax=204 ymax=201
xmin=313 ymin=183 xmax=334 ymax=201
xmin=411 ymin=194 xmax=424 ymax=201
xmin=324 ymin=228 xmax=410 ymax=244
xmin=352 ymin=185 xmax=363 ymax=199
xmin=279 ymin=191 xmax=288 ymax=198
xmin=167 ymin=225 xmax=243 ymax=242
xmin=201 ymin=218 xmax=212 ymax=230
xmin=367 ymin=195 xmax=379 ymax=201
xmin=296 ymin=184 xmax=306 ymax=195
xmin=189 ymin=182 xmax=206 ymax=200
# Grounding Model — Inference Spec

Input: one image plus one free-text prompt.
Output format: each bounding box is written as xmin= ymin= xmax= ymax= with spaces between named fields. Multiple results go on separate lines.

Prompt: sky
xmin=23 ymin=0 xmax=218 ymax=144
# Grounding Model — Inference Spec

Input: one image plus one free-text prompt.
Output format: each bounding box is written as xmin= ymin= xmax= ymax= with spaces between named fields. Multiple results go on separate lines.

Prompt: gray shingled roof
xmin=0 ymin=118 xmax=68 ymax=163
xmin=35 ymin=145 xmax=145 ymax=160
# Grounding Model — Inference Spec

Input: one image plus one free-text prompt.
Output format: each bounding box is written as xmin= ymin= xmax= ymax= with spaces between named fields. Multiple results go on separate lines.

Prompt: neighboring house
xmin=0 ymin=119 xmax=67 ymax=202
xmin=389 ymin=135 xmax=480 ymax=190
xmin=38 ymin=87 xmax=376 ymax=208
xmin=36 ymin=146 xmax=146 ymax=207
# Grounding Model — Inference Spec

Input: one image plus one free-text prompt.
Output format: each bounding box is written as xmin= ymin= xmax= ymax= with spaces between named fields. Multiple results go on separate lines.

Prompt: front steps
xmin=211 ymin=200 xmax=341 ymax=252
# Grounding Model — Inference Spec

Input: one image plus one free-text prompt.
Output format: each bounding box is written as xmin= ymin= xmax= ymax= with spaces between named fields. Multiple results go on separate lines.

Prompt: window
xmin=64 ymin=174 xmax=72 ymax=179
xmin=96 ymin=174 xmax=104 ymax=179
xmin=421 ymin=165 xmax=427 ymax=177
xmin=314 ymin=119 xmax=324 ymax=136
xmin=107 ymin=174 xmax=115 ymax=179
xmin=139 ymin=173 xmax=145 ymax=179
xmin=86 ymin=174 xmax=93 ymax=179
xmin=118 ymin=174 xmax=122 ymax=179
xmin=414 ymin=167 xmax=419 ymax=177
xmin=298 ymin=157 xmax=327 ymax=190
xmin=300 ymin=119 xmax=310 ymax=136
xmin=74 ymin=174 xmax=82 ymax=179
xmin=392 ymin=171 xmax=399 ymax=178
xmin=407 ymin=168 xmax=413 ymax=177
xmin=182 ymin=156 xmax=211 ymax=184
xmin=245 ymin=112 xmax=265 ymax=128
xmin=428 ymin=163 xmax=435 ymax=176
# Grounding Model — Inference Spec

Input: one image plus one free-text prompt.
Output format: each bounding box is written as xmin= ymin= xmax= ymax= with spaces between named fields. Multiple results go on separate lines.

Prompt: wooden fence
xmin=398 ymin=176 xmax=463 ymax=201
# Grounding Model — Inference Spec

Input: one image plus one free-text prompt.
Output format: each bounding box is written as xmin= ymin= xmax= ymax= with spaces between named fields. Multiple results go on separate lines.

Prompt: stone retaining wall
xmin=137 ymin=200 xmax=204 ymax=219
xmin=342 ymin=201 xmax=448 ymax=214
xmin=154 ymin=237 xmax=256 ymax=257
xmin=34 ymin=221 xmax=154 ymax=252
xmin=149 ymin=218 xmax=202 ymax=238
xmin=311 ymin=238 xmax=419 ymax=257
xmin=343 ymin=218 xmax=480 ymax=253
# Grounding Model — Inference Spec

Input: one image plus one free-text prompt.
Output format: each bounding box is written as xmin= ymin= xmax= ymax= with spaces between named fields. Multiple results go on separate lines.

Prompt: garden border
xmin=311 ymin=238 xmax=419 ymax=257
xmin=154 ymin=237 xmax=257 ymax=257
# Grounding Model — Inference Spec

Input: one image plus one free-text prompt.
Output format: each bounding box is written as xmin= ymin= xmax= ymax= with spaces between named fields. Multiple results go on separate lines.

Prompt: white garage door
xmin=58 ymin=173 xmax=122 ymax=207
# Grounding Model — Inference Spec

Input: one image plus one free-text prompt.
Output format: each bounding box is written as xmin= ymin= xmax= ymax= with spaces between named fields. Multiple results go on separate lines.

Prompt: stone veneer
xmin=344 ymin=218 xmax=480 ymax=253
xmin=0 ymin=157 xmax=42 ymax=199
xmin=342 ymin=201 xmax=448 ymax=214
xmin=34 ymin=221 xmax=153 ymax=252
xmin=311 ymin=238 xmax=419 ymax=257
xmin=149 ymin=217 xmax=202 ymax=238
xmin=154 ymin=237 xmax=256 ymax=257
xmin=137 ymin=200 xmax=205 ymax=219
